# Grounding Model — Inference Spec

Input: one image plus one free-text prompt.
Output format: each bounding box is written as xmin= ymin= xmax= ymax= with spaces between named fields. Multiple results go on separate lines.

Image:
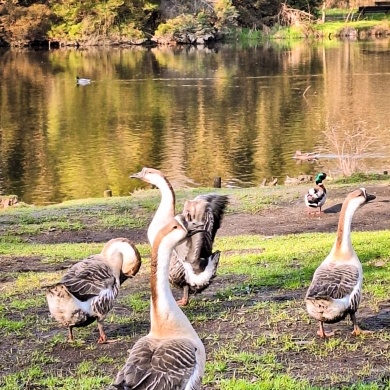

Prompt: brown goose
xmin=45 ymin=238 xmax=141 ymax=343
xmin=131 ymin=167 xmax=228 ymax=306
xmin=305 ymin=188 xmax=375 ymax=338
xmin=112 ymin=215 xmax=206 ymax=389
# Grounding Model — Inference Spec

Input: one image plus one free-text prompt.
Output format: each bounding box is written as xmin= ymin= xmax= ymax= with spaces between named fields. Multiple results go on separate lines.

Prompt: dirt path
xmin=27 ymin=184 xmax=390 ymax=245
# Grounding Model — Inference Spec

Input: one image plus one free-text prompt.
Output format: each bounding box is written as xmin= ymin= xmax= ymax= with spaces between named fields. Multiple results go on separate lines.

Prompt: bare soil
xmin=19 ymin=184 xmax=390 ymax=245
xmin=1 ymin=183 xmax=390 ymax=389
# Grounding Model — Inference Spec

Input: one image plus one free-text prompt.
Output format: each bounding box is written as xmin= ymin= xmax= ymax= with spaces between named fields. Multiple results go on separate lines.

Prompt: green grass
xmin=2 ymin=228 xmax=390 ymax=388
xmin=234 ymin=10 xmax=389 ymax=41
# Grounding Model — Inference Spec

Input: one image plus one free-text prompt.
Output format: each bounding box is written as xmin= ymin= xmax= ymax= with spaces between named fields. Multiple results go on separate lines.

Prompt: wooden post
xmin=104 ymin=189 xmax=112 ymax=197
xmin=213 ymin=177 xmax=222 ymax=188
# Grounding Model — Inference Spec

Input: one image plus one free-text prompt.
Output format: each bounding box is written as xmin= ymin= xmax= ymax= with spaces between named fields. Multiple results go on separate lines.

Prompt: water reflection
xmin=0 ymin=40 xmax=389 ymax=205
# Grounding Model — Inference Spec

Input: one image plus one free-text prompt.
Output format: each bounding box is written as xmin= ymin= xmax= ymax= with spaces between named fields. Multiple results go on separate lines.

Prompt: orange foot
xmin=97 ymin=335 xmax=107 ymax=344
xmin=176 ymin=298 xmax=189 ymax=307
xmin=317 ymin=329 xmax=335 ymax=338
xmin=351 ymin=327 xmax=372 ymax=336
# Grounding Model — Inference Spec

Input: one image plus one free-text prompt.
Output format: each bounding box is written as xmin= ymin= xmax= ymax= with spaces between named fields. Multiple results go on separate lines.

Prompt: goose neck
xmin=148 ymin=175 xmax=176 ymax=245
xmin=149 ymin=238 xmax=194 ymax=338
xmin=332 ymin=200 xmax=357 ymax=256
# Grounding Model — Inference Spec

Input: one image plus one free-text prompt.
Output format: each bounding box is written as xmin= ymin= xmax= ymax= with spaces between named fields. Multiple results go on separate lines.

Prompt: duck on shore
xmin=112 ymin=215 xmax=206 ymax=389
xmin=305 ymin=172 xmax=327 ymax=214
xmin=305 ymin=188 xmax=376 ymax=338
xmin=45 ymin=238 xmax=141 ymax=343
xmin=131 ymin=167 xmax=228 ymax=306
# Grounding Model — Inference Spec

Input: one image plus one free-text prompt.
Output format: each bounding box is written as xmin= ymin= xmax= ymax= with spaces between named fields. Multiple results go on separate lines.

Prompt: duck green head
xmin=315 ymin=172 xmax=327 ymax=184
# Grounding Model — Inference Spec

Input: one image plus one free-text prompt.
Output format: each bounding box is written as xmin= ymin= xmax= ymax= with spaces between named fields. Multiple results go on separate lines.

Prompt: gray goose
xmin=45 ymin=238 xmax=141 ymax=343
xmin=112 ymin=215 xmax=206 ymax=389
xmin=131 ymin=167 xmax=228 ymax=306
xmin=305 ymin=188 xmax=375 ymax=338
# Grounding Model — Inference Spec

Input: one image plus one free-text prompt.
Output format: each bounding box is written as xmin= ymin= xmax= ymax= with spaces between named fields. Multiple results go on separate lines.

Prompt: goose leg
xmin=97 ymin=321 xmax=107 ymax=343
xmin=350 ymin=312 xmax=362 ymax=336
xmin=68 ymin=326 xmax=75 ymax=342
xmin=177 ymin=285 xmax=189 ymax=306
xmin=317 ymin=321 xmax=334 ymax=338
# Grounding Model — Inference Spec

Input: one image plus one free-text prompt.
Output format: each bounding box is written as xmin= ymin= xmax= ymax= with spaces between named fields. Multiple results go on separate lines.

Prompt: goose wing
xmin=306 ymin=263 xmax=360 ymax=303
xmin=114 ymin=337 xmax=200 ymax=390
xmin=192 ymin=194 xmax=228 ymax=241
xmin=174 ymin=194 xmax=228 ymax=272
xmin=61 ymin=256 xmax=117 ymax=302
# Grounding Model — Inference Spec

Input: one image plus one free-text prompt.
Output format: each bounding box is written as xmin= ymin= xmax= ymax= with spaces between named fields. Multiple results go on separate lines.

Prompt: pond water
xmin=0 ymin=38 xmax=389 ymax=205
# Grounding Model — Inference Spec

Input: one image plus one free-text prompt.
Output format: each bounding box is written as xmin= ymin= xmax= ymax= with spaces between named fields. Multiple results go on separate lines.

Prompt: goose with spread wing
xmin=45 ymin=238 xmax=141 ymax=343
xmin=131 ymin=167 xmax=228 ymax=306
xmin=305 ymin=188 xmax=375 ymax=338
xmin=112 ymin=215 xmax=206 ymax=389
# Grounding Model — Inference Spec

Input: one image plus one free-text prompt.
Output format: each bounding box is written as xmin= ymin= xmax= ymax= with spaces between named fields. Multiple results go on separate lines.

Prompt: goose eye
xmin=173 ymin=225 xmax=178 ymax=229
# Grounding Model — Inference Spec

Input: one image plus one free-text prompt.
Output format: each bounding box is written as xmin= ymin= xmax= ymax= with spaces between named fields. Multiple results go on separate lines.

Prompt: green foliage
xmin=155 ymin=14 xmax=202 ymax=37
xmin=214 ymin=0 xmax=239 ymax=30
xmin=47 ymin=0 xmax=149 ymax=43
xmin=334 ymin=172 xmax=390 ymax=184
xmin=0 ymin=3 xmax=55 ymax=45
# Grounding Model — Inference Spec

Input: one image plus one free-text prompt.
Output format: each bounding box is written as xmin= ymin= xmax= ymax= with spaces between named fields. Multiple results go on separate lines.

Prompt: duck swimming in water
xmin=76 ymin=76 xmax=91 ymax=85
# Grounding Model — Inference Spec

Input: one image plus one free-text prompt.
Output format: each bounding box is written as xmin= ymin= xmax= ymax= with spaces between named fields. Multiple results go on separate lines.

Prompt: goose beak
xmin=174 ymin=214 xmax=205 ymax=237
xmin=130 ymin=171 xmax=142 ymax=179
xmin=365 ymin=193 xmax=376 ymax=202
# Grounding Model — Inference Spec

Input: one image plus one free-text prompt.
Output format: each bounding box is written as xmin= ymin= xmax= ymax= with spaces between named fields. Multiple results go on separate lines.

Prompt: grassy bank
xmin=238 ymin=9 xmax=389 ymax=42
xmin=1 ymin=180 xmax=390 ymax=389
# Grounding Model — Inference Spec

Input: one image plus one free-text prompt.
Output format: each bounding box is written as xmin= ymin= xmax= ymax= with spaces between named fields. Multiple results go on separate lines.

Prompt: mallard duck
xmin=45 ymin=238 xmax=141 ymax=343
xmin=112 ymin=215 xmax=206 ymax=389
xmin=305 ymin=188 xmax=376 ymax=338
xmin=130 ymin=167 xmax=228 ymax=306
xmin=305 ymin=172 xmax=327 ymax=214
xmin=76 ymin=76 xmax=91 ymax=85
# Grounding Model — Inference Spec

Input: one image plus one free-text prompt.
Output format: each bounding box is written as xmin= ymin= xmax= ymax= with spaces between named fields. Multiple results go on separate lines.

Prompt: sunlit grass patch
xmin=0 ymin=363 xmax=112 ymax=389
xmin=118 ymin=292 xmax=150 ymax=313
xmin=217 ymin=230 xmax=390 ymax=298
xmin=0 ymin=316 xmax=25 ymax=333
xmin=100 ymin=213 xmax=148 ymax=229
xmin=7 ymin=295 xmax=46 ymax=310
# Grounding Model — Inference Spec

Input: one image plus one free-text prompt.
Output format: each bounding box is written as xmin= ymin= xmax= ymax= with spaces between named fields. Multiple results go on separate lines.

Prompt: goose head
xmin=156 ymin=215 xmax=204 ymax=251
xmin=101 ymin=238 xmax=142 ymax=278
xmin=130 ymin=167 xmax=166 ymax=186
xmin=344 ymin=187 xmax=376 ymax=210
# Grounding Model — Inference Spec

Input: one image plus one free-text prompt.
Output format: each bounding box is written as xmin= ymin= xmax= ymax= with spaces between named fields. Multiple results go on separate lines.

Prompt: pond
xmin=0 ymin=38 xmax=389 ymax=205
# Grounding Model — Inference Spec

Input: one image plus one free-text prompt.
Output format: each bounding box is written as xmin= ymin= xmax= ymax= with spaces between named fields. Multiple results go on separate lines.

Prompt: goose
xmin=305 ymin=188 xmax=376 ymax=338
xmin=45 ymin=238 xmax=141 ymax=343
xmin=76 ymin=76 xmax=91 ymax=85
xmin=112 ymin=215 xmax=206 ymax=389
xmin=305 ymin=172 xmax=327 ymax=214
xmin=130 ymin=167 xmax=228 ymax=306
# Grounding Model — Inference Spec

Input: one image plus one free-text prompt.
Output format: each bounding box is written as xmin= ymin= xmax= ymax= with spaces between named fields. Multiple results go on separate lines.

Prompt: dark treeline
xmin=0 ymin=0 xmax=325 ymax=47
